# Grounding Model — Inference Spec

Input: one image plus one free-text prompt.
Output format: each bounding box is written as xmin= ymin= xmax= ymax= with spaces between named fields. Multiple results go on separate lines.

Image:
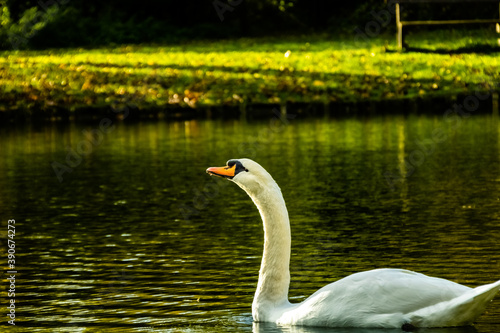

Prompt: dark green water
xmin=1 ymin=111 xmax=500 ymax=333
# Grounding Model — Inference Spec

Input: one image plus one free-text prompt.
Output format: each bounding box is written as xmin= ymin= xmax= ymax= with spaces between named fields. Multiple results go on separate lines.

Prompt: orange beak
xmin=206 ymin=164 xmax=237 ymax=179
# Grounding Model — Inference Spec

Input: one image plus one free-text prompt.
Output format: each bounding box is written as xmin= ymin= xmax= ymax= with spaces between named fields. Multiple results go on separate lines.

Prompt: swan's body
xmin=206 ymin=158 xmax=500 ymax=329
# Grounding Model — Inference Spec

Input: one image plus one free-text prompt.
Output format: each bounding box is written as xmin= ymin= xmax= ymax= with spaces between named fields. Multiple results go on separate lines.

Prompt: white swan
xmin=206 ymin=158 xmax=500 ymax=329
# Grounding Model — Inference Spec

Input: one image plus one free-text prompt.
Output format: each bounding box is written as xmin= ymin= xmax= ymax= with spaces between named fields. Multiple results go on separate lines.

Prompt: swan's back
xmin=277 ymin=268 xmax=499 ymax=328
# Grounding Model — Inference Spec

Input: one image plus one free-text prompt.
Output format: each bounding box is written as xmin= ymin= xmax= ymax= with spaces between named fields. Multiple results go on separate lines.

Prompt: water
xmin=1 ymin=110 xmax=500 ymax=332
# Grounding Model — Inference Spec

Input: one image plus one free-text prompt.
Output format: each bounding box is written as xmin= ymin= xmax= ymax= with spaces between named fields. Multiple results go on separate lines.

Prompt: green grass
xmin=0 ymin=29 xmax=499 ymax=114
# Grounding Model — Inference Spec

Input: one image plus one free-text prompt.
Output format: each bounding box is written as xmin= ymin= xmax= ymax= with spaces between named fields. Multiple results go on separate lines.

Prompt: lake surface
xmin=1 ymin=109 xmax=500 ymax=332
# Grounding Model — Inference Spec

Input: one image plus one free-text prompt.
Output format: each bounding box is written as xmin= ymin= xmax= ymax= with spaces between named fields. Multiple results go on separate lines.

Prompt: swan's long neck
xmin=249 ymin=182 xmax=291 ymax=315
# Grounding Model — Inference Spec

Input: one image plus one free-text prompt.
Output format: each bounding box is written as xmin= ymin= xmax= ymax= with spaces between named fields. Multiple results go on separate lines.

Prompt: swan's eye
xmin=236 ymin=163 xmax=249 ymax=174
xmin=226 ymin=160 xmax=248 ymax=175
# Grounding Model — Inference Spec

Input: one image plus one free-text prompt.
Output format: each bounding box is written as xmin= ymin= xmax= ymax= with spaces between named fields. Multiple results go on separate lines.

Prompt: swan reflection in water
xmin=207 ymin=159 xmax=500 ymax=330
xmin=253 ymin=322 xmax=478 ymax=333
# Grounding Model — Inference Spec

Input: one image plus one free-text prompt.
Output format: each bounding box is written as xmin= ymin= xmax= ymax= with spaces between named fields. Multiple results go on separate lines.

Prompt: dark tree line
xmin=0 ymin=0 xmax=497 ymax=49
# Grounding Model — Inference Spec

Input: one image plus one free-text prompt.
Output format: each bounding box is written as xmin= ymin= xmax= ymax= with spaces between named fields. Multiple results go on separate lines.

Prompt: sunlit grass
xmin=0 ymin=30 xmax=498 ymax=112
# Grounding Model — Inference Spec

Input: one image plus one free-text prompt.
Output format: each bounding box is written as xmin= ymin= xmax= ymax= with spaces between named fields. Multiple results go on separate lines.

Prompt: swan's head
xmin=206 ymin=158 xmax=277 ymax=195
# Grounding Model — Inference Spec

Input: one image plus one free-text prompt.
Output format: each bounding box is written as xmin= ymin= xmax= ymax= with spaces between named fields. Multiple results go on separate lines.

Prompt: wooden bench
xmin=392 ymin=0 xmax=500 ymax=50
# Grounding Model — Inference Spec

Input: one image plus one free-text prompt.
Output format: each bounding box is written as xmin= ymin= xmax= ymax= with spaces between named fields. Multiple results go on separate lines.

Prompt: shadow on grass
xmin=0 ymin=57 xmax=483 ymax=118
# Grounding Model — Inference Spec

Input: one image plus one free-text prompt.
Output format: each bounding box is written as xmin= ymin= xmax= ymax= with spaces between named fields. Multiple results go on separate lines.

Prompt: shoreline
xmin=1 ymin=91 xmax=498 ymax=124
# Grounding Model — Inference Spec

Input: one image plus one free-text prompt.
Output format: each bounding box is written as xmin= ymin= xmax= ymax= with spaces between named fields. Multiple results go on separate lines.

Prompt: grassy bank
xmin=0 ymin=29 xmax=499 ymax=118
